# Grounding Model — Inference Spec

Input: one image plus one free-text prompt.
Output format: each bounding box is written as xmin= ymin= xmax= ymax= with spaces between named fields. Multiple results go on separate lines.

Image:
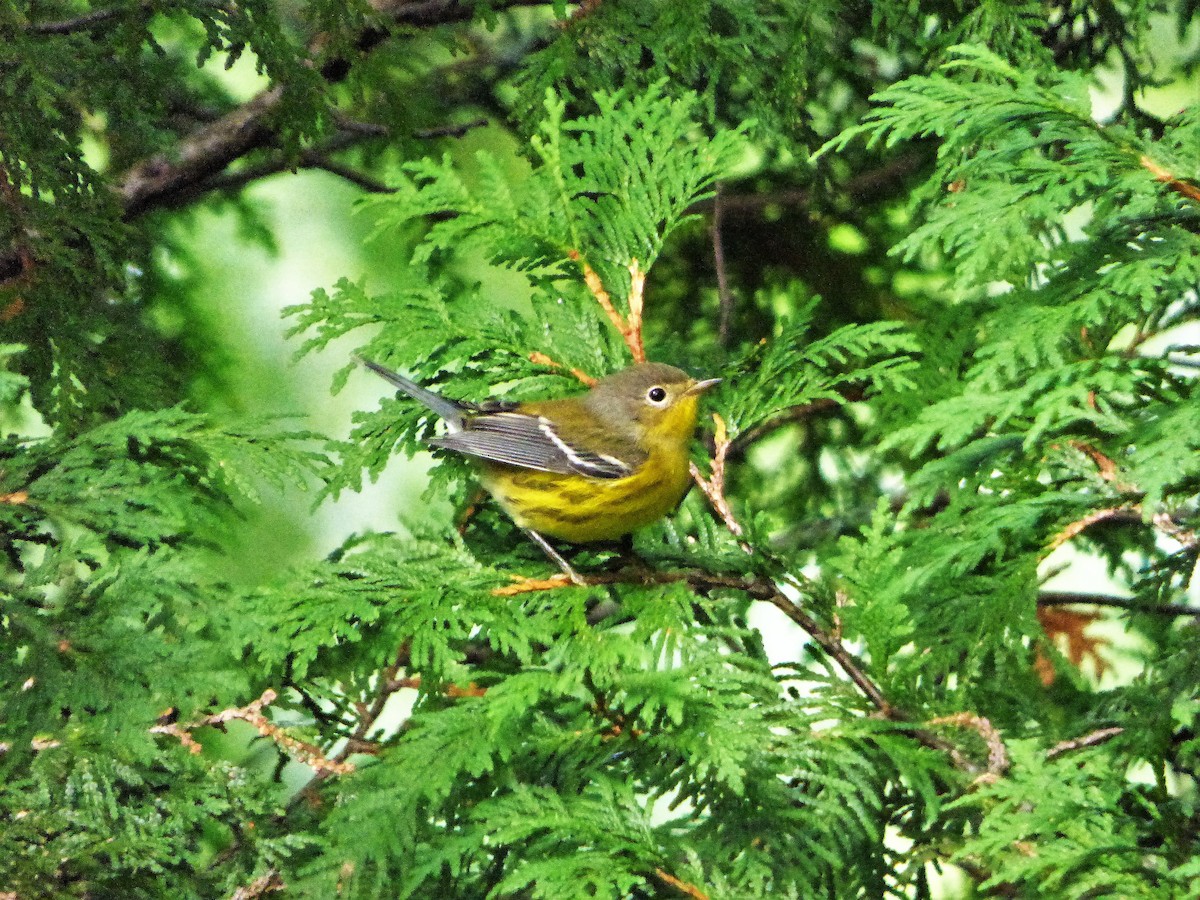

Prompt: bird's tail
xmin=356 ymin=356 xmax=466 ymax=431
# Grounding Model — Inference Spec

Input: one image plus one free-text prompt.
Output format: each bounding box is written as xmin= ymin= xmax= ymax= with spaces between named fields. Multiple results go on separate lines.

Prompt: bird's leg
xmin=522 ymin=528 xmax=586 ymax=586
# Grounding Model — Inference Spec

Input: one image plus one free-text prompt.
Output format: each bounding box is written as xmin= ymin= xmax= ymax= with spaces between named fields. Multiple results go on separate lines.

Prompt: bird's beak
xmin=686 ymin=377 xmax=722 ymax=397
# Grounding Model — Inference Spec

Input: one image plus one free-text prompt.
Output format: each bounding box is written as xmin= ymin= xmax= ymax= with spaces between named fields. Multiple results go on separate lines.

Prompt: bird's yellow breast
xmin=480 ymin=442 xmax=694 ymax=543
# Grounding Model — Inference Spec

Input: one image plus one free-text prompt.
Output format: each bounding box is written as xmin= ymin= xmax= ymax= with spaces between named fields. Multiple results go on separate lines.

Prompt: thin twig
xmin=1046 ymin=726 xmax=1125 ymax=760
xmin=163 ymin=126 xmax=395 ymax=204
xmin=689 ymin=413 xmax=746 ymax=541
xmin=654 ymin=868 xmax=710 ymax=900
xmin=727 ymin=394 xmax=857 ymax=459
xmin=627 ymin=260 xmax=646 ymax=363
xmin=711 ymin=185 xmax=734 ymax=347
xmin=568 ymin=251 xmax=646 ymax=360
xmin=1045 ymin=505 xmax=1142 ymax=553
xmin=528 ymin=351 xmax=597 ymax=386
xmin=412 ymin=117 xmax=489 ymax=139
xmin=152 ymin=689 xmax=355 ymax=776
xmin=1141 ymin=154 xmax=1200 ymax=204
xmin=1039 ymin=591 xmax=1200 ymax=617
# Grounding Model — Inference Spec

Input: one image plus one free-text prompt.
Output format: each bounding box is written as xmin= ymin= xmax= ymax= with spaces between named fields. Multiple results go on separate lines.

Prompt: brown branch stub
xmin=1045 ymin=504 xmax=1141 ymax=554
xmin=655 ymin=868 xmax=710 ymax=900
xmin=928 ymin=712 xmax=1009 ymax=775
xmin=1046 ymin=726 xmax=1125 ymax=760
xmin=690 ymin=413 xmax=745 ymax=540
xmin=1141 ymin=154 xmax=1200 ymax=204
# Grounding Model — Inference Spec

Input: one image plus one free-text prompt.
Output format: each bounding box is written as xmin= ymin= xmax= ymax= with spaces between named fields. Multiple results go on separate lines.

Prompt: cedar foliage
xmin=3 ymin=1 xmax=1200 ymax=897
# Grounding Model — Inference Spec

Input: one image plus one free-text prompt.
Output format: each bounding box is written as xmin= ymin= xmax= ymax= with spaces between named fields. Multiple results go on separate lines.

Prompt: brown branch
xmin=568 ymin=251 xmax=646 ymax=361
xmin=1045 ymin=504 xmax=1142 ymax=554
xmin=24 ymin=1 xmax=226 ymax=34
xmin=711 ymin=185 xmax=734 ymax=347
xmin=412 ymin=117 xmax=489 ymax=139
xmin=1046 ymin=726 xmax=1125 ymax=760
xmin=626 ymin=259 xmax=646 ymax=363
xmin=654 ymin=868 xmax=710 ymax=900
xmin=325 ymin=645 xmax=411 ymax=770
xmin=928 ymin=712 xmax=1009 ymax=775
xmin=152 ymin=689 xmax=355 ymax=776
xmin=120 ymin=86 xmax=285 ymax=217
xmin=1039 ymin=591 xmax=1200 ymax=617
xmin=230 ymin=870 xmax=284 ymax=900
xmin=1151 ymin=510 xmax=1198 ymax=549
xmin=1141 ymin=154 xmax=1200 ymax=204
xmin=689 ymin=153 xmax=927 ymax=219
xmin=727 ymin=391 xmax=860 ymax=459
xmin=528 ymin=351 xmax=597 ymax=386
xmin=489 ymin=565 xmax=980 ymax=772
xmin=689 ymin=413 xmax=746 ymax=540
xmin=194 ymin=142 xmax=396 ymax=200
xmin=115 ymin=0 xmax=555 ymax=218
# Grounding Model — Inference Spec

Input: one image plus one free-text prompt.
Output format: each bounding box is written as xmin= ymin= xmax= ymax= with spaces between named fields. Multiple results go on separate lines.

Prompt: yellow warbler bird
xmin=360 ymin=358 xmax=720 ymax=582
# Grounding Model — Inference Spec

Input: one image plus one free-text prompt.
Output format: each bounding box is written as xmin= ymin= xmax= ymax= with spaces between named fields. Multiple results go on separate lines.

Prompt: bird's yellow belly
xmin=480 ymin=450 xmax=693 ymax=543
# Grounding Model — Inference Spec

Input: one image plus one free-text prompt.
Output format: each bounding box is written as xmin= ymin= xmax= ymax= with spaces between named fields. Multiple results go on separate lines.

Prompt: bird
xmin=359 ymin=357 xmax=721 ymax=583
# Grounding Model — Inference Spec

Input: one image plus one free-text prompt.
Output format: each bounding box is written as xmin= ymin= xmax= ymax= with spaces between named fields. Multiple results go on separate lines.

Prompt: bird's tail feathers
xmin=356 ymin=356 xmax=465 ymax=430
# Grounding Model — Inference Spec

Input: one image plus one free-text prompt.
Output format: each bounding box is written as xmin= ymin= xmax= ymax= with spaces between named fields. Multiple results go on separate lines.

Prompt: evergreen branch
xmin=1039 ymin=592 xmax=1200 ymax=617
xmin=1046 ymin=726 xmax=1126 ymax=760
xmin=492 ymin=566 xmax=980 ymax=771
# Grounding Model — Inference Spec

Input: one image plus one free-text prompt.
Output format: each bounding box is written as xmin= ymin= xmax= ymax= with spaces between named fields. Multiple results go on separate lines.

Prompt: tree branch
xmin=115 ymin=0 xmax=553 ymax=218
xmin=494 ymin=566 xmax=982 ymax=773
xmin=1038 ymin=591 xmax=1200 ymax=617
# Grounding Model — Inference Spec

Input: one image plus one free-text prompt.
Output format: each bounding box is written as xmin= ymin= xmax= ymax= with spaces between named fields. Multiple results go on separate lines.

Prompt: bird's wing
xmin=428 ymin=411 xmax=636 ymax=479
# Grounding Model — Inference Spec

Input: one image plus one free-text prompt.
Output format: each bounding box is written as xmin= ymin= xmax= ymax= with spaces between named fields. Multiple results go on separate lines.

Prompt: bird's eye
xmin=646 ymin=386 xmax=668 ymax=404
